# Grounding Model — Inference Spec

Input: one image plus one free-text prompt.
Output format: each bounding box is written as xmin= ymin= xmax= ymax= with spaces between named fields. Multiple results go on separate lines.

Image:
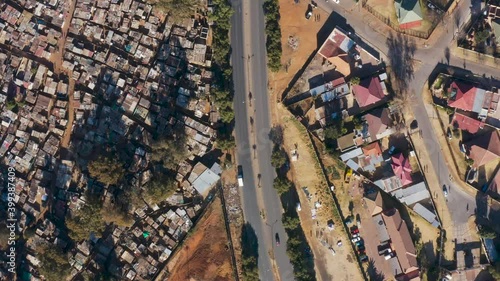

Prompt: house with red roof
xmin=352 ymin=76 xmax=388 ymax=109
xmin=447 ymin=81 xmax=499 ymax=122
xmin=359 ymin=141 xmax=384 ymax=173
xmin=448 ymin=81 xmax=481 ymax=111
xmin=465 ymin=130 xmax=500 ymax=168
xmin=391 ymin=153 xmax=413 ymax=186
xmin=317 ymin=27 xmax=380 ymax=76
xmin=382 ymin=208 xmax=420 ymax=277
xmin=452 ymin=112 xmax=484 ymax=134
xmin=317 ymin=28 xmax=356 ymax=75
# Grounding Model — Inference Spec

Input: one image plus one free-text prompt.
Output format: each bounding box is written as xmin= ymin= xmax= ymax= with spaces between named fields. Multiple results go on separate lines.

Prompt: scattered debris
xmin=288 ymin=35 xmax=299 ymax=51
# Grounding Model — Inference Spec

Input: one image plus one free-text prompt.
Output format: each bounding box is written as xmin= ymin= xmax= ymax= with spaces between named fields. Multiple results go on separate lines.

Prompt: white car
xmin=333 ymin=0 xmax=340 ymax=3
xmin=296 ymin=203 xmax=302 ymax=212
xmin=351 ymin=237 xmax=361 ymax=243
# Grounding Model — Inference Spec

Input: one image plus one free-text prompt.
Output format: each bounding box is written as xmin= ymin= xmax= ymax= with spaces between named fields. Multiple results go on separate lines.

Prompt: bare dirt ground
xmin=166 ymin=197 xmax=234 ymax=281
xmin=269 ymin=0 xmax=328 ymax=97
xmin=49 ymin=0 xmax=77 ymax=148
xmin=276 ymin=104 xmax=364 ymax=281
xmin=268 ymin=1 xmax=363 ymax=280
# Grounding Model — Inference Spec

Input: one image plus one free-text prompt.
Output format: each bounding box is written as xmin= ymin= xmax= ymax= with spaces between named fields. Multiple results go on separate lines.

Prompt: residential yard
xmin=165 ymin=197 xmax=234 ymax=281
xmin=425 ymin=87 xmax=499 ymax=190
xmin=270 ymin=0 xmax=328 ymax=98
xmin=267 ymin=1 xmax=365 ymax=280
xmin=366 ymin=0 xmax=437 ymax=33
xmin=276 ymin=103 xmax=364 ymax=281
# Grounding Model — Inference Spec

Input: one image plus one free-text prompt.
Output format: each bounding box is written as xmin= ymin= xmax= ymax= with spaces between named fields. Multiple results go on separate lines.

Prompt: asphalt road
xmin=231 ymin=0 xmax=497 ymax=278
xmin=316 ymin=0 xmax=499 ymax=242
xmin=230 ymin=0 xmax=295 ymax=280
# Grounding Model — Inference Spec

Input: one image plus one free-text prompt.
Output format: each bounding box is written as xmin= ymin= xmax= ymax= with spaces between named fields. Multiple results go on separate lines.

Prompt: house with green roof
xmin=394 ymin=0 xmax=423 ymax=29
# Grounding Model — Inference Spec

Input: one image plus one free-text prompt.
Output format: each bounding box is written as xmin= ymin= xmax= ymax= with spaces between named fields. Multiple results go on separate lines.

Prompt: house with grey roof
xmin=394 ymin=0 xmax=423 ymax=29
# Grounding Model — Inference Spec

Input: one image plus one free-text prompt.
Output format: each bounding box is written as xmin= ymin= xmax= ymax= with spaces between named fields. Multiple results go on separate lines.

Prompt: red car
xmin=351 ymin=228 xmax=359 ymax=234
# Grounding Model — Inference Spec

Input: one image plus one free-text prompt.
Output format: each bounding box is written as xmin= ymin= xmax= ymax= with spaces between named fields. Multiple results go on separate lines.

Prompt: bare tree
xmin=391 ymin=89 xmax=416 ymax=127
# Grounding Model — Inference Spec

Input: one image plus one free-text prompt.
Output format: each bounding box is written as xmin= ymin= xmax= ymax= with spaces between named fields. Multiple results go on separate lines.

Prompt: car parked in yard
xmin=327 ymin=220 xmax=335 ymax=231
xmin=385 ymin=252 xmax=395 ymax=260
xmin=351 ymin=228 xmax=359 ymax=235
xmin=351 ymin=236 xmax=361 ymax=243
xmin=305 ymin=4 xmax=313 ymax=19
xmin=359 ymin=254 xmax=368 ymax=262
xmin=355 ymin=241 xmax=364 ymax=247
xmin=357 ymin=245 xmax=365 ymax=251
xmin=378 ymin=243 xmax=390 ymax=255
xmin=388 ymin=146 xmax=396 ymax=155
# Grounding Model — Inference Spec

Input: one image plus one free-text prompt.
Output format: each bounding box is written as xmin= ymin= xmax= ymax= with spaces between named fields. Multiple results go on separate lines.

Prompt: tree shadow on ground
xmin=366 ymin=258 xmax=385 ymax=281
xmin=386 ymin=32 xmax=416 ymax=93
xmin=279 ymin=183 xmax=317 ymax=279
xmin=241 ymin=222 xmax=259 ymax=279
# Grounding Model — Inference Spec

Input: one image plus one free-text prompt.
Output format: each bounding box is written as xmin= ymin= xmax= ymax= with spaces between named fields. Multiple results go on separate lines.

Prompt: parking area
xmin=355 ymin=194 xmax=396 ymax=279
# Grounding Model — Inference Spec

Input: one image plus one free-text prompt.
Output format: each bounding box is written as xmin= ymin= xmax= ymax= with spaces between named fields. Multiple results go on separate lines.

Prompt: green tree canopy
xmin=352 ymin=116 xmax=363 ymax=130
xmin=271 ymin=147 xmax=287 ymax=168
xmin=143 ymin=171 xmax=178 ymax=205
xmin=241 ymin=255 xmax=259 ymax=281
xmin=150 ymin=0 xmax=200 ymax=20
xmin=151 ymin=133 xmax=188 ymax=170
xmin=37 ymin=244 xmax=71 ymax=281
xmin=273 ymin=176 xmax=292 ymax=195
xmin=282 ymin=215 xmax=300 ymax=230
xmin=324 ymin=120 xmax=347 ymax=140
xmin=66 ymin=198 xmax=106 ymax=241
xmin=217 ymin=135 xmax=236 ymax=151
xmin=88 ymin=155 xmax=125 ymax=186
xmin=350 ymin=76 xmax=360 ymax=85
xmin=478 ymin=224 xmax=497 ymax=239
xmin=489 ymin=262 xmax=500 ymax=280
xmin=263 ymin=0 xmax=282 ymax=72
xmin=210 ymin=0 xmax=233 ymax=65
xmin=474 ymin=30 xmax=490 ymax=44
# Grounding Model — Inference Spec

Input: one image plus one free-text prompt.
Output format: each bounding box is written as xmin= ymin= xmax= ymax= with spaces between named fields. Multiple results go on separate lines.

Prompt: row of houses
xmin=432 ymin=74 xmax=500 ymax=199
xmin=285 ymin=26 xmax=439 ymax=281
